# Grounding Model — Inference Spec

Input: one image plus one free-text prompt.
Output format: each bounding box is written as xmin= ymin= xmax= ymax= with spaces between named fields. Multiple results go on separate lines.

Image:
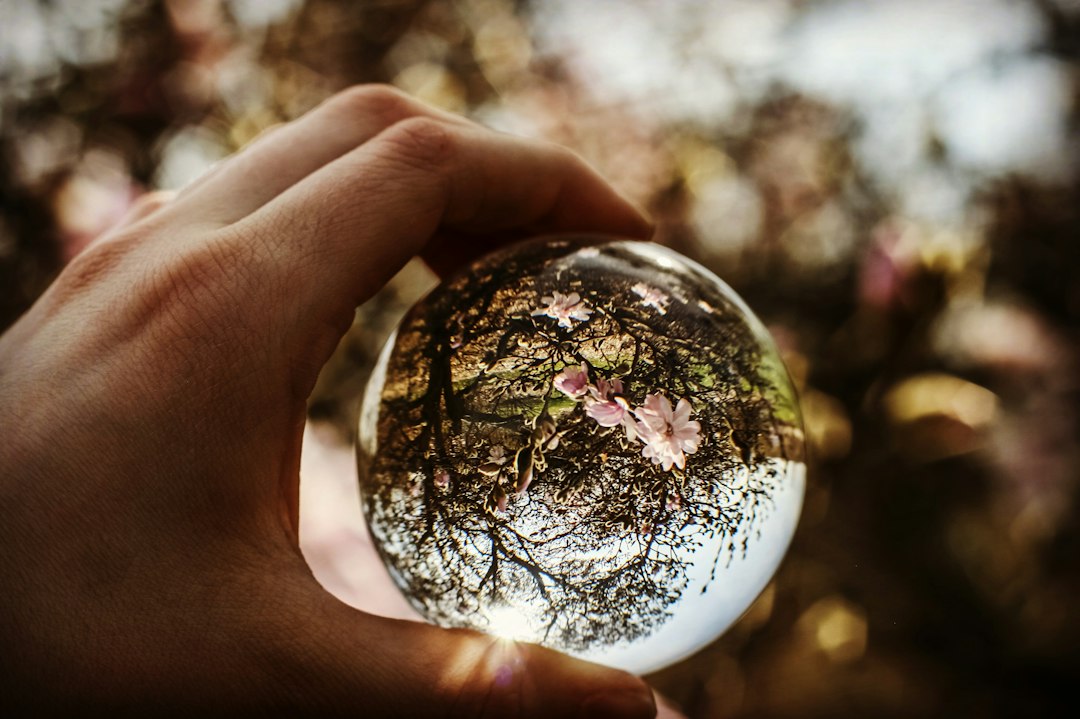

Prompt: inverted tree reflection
xmin=361 ymin=239 xmax=802 ymax=650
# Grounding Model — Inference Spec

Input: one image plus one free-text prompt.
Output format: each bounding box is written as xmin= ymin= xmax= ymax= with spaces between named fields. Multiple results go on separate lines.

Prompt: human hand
xmin=0 ymin=85 xmax=655 ymax=717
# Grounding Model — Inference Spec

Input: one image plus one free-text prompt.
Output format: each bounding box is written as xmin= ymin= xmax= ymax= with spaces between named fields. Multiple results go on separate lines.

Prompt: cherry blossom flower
xmin=631 ymin=282 xmax=670 ymax=315
xmin=633 ymin=394 xmax=701 ymax=471
xmin=589 ymin=376 xmax=624 ymax=402
xmin=553 ymin=364 xmax=590 ymax=398
xmin=434 ymin=471 xmax=450 ymax=488
xmin=531 ymin=291 xmax=593 ymax=328
xmin=584 ymin=376 xmax=627 ymax=427
xmin=586 ymin=399 xmax=627 ymax=427
xmin=584 ymin=376 xmax=640 ymax=442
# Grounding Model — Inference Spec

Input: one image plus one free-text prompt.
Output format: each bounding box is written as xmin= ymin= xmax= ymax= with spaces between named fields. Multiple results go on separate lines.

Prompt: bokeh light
xmin=2 ymin=1 xmax=1078 ymax=716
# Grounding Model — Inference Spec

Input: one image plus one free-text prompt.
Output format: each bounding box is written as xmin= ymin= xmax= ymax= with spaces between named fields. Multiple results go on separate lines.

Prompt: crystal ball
xmin=357 ymin=236 xmax=805 ymax=674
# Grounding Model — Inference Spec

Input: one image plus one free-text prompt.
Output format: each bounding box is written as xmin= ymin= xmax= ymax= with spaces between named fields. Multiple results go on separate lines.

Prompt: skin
xmin=0 ymin=86 xmax=658 ymax=718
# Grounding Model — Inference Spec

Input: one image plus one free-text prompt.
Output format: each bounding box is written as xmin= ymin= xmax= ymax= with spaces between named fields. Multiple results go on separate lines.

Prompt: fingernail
xmin=580 ymin=687 xmax=656 ymax=719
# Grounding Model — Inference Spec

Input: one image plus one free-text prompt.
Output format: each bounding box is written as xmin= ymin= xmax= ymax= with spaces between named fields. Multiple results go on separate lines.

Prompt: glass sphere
xmin=357 ymin=236 xmax=805 ymax=674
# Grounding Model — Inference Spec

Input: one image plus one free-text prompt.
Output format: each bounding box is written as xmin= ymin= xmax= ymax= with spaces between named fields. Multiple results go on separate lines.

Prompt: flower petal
xmin=674 ymin=398 xmax=693 ymax=422
xmin=586 ymin=400 xmax=626 ymax=427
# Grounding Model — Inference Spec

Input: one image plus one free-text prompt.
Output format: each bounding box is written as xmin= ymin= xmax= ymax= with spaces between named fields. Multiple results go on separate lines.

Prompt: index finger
xmin=233 ymin=116 xmax=652 ymax=328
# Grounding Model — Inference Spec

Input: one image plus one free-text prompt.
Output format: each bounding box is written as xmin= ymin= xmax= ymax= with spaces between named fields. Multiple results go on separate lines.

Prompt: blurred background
xmin=2 ymin=0 xmax=1078 ymax=716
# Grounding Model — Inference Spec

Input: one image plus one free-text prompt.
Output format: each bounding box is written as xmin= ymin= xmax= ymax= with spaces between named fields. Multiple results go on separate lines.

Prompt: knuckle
xmin=132 ymin=190 xmax=170 ymax=213
xmin=324 ymin=84 xmax=417 ymax=125
xmin=550 ymin=143 xmax=587 ymax=172
xmin=134 ymin=239 xmax=251 ymax=334
xmin=112 ymin=237 xmax=268 ymax=395
xmin=377 ymin=116 xmax=457 ymax=170
xmin=168 ymin=238 xmax=252 ymax=307
xmin=53 ymin=236 xmax=136 ymax=301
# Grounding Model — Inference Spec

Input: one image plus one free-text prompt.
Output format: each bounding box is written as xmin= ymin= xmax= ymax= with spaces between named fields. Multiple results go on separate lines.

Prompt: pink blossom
xmin=631 ymin=283 xmax=670 ymax=315
xmin=553 ymin=365 xmax=589 ymax=398
xmin=633 ymin=394 xmax=701 ymax=471
xmin=531 ymin=291 xmax=593 ymax=328
xmin=584 ymin=376 xmax=627 ymax=427
xmin=586 ymin=399 xmax=626 ymax=427
xmin=589 ymin=376 xmax=624 ymax=403
xmin=583 ymin=377 xmax=639 ymax=443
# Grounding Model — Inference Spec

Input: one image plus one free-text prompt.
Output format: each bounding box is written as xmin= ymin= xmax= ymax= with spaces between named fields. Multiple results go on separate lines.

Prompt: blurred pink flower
xmin=634 ymin=394 xmax=701 ymax=471
xmin=532 ymin=291 xmax=593 ymax=328
xmin=631 ymin=282 xmax=670 ymax=315
xmin=554 ymin=365 xmax=590 ymax=398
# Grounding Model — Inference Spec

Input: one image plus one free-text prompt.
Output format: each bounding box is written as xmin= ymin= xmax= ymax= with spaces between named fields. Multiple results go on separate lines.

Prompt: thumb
xmin=264 ymin=584 xmax=656 ymax=719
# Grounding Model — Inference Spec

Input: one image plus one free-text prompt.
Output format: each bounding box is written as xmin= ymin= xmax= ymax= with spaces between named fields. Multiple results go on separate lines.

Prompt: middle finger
xmin=174 ymin=85 xmax=472 ymax=226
